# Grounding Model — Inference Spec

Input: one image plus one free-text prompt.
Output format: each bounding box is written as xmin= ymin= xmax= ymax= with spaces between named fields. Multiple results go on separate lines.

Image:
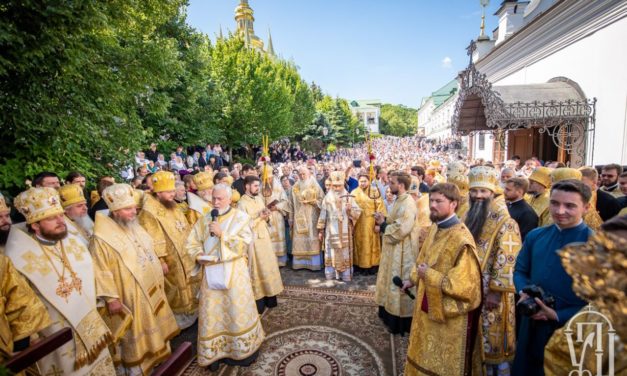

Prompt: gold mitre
xmin=529 ymin=167 xmax=551 ymax=188
xmin=103 ymin=184 xmax=136 ymax=211
xmin=193 ymin=171 xmax=214 ymax=191
xmin=550 ymin=167 xmax=582 ymax=183
xmin=446 ymin=162 xmax=469 ymax=193
xmin=0 ymin=192 xmax=9 ymax=214
xmin=58 ymin=183 xmax=86 ymax=209
xmin=329 ymin=171 xmax=345 ymax=186
xmin=468 ymin=166 xmax=499 ymax=192
xmin=14 ymin=187 xmax=64 ymax=224
xmin=224 ymin=175 xmax=234 ymax=185
xmin=152 ymin=171 xmax=175 ymax=193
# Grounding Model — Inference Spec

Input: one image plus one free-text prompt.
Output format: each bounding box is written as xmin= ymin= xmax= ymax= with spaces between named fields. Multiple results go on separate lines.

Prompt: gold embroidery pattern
xmin=21 ymin=250 xmax=52 ymax=276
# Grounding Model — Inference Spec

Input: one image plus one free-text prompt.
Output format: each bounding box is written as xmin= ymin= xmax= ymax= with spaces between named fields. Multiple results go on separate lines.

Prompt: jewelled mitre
xmin=14 ymin=187 xmax=64 ymax=224
xmin=102 ymin=184 xmax=136 ymax=211
xmin=329 ymin=171 xmax=345 ymax=186
xmin=446 ymin=161 xmax=469 ymax=194
xmin=193 ymin=171 xmax=214 ymax=191
xmin=58 ymin=183 xmax=86 ymax=209
xmin=468 ymin=166 xmax=498 ymax=192
xmin=152 ymin=171 xmax=176 ymax=193
xmin=0 ymin=192 xmax=9 ymax=214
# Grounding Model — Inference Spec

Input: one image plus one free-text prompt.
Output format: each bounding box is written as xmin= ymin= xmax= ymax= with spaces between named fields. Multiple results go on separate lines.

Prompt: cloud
xmin=441 ymin=56 xmax=452 ymax=69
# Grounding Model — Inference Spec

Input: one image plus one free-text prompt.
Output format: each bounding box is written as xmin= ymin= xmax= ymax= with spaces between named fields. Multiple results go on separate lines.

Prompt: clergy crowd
xmin=0 ymin=136 xmax=625 ymax=375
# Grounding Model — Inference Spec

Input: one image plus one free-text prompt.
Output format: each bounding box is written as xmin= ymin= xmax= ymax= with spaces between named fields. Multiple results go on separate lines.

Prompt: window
xmin=478 ymin=133 xmax=485 ymax=150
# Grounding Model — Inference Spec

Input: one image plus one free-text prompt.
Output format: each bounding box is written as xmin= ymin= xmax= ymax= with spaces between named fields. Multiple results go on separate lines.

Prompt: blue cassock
xmin=512 ymin=222 xmax=591 ymax=376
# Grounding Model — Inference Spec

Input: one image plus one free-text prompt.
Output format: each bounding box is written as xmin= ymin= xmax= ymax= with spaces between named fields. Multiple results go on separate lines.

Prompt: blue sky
xmin=186 ymin=1 xmax=503 ymax=108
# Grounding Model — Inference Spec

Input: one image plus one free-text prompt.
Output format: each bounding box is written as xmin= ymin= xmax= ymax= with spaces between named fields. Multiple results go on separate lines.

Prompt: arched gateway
xmin=451 ymin=41 xmax=596 ymax=167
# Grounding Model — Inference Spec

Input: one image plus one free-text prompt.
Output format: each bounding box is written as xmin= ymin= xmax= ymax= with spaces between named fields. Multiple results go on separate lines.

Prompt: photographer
xmin=512 ymin=179 xmax=592 ymax=375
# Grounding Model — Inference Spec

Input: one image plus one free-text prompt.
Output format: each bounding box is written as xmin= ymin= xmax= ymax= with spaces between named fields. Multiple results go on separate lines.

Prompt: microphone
xmin=392 ymin=276 xmax=415 ymax=300
xmin=210 ymin=209 xmax=219 ymax=237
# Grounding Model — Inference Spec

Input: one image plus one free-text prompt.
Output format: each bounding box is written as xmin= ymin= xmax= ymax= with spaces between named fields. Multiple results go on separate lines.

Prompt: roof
xmin=431 ymin=79 xmax=459 ymax=108
xmin=350 ymin=99 xmax=381 ymax=108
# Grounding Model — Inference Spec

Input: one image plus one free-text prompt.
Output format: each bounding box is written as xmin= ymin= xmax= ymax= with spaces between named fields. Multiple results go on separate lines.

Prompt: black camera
xmin=517 ymin=285 xmax=556 ymax=316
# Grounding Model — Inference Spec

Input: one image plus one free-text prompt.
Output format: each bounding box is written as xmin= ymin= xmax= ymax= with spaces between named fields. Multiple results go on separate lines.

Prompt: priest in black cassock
xmin=504 ymin=177 xmax=538 ymax=241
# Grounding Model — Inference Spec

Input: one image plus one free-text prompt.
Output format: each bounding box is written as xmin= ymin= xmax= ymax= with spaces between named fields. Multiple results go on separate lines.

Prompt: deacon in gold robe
xmin=525 ymin=167 xmax=552 ymax=226
xmin=374 ymin=172 xmax=418 ymax=335
xmin=464 ymin=166 xmax=522 ymax=375
xmin=238 ymin=176 xmax=284 ymax=313
xmin=59 ymin=183 xmax=94 ymax=242
xmin=402 ymin=183 xmax=483 ymax=376
xmin=0 ymin=254 xmax=52 ymax=364
xmin=185 ymin=171 xmax=213 ymax=226
xmin=288 ymin=167 xmax=324 ymax=270
xmin=8 ymin=187 xmax=115 ymax=375
xmin=90 ymin=184 xmax=179 ymax=375
xmin=353 ymin=174 xmax=386 ymax=273
xmin=186 ymin=184 xmax=264 ymax=371
xmin=260 ymin=169 xmax=289 ymax=267
xmin=139 ymin=171 xmax=197 ymax=329
xmin=317 ymin=172 xmax=361 ymax=281
xmin=544 ymin=218 xmax=627 ymax=375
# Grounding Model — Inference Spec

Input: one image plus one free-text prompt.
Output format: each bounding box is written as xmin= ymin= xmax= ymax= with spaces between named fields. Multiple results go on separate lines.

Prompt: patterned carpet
xmin=180 ymin=285 xmax=409 ymax=376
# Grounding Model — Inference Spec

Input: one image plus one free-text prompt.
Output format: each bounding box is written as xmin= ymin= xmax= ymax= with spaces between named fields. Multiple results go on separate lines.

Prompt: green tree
xmin=379 ymin=104 xmax=418 ymax=137
xmin=0 ymin=0 xmax=185 ymax=191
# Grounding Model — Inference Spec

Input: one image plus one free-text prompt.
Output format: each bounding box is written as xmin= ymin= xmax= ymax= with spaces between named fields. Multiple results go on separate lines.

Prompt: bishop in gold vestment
xmin=288 ymin=168 xmax=324 ymax=270
xmin=317 ymin=173 xmax=361 ymax=281
xmin=90 ymin=184 xmax=179 ymax=375
xmin=8 ymin=187 xmax=115 ymax=375
xmin=353 ymin=176 xmax=386 ymax=271
xmin=375 ymin=173 xmax=418 ymax=335
xmin=186 ymin=185 xmax=264 ymax=369
xmin=237 ymin=177 xmax=284 ymax=313
xmin=464 ymin=167 xmax=521 ymax=374
xmin=0 ymin=254 xmax=52 ymax=364
xmin=138 ymin=171 xmax=197 ymax=329
xmin=404 ymin=216 xmax=482 ymax=376
xmin=185 ymin=171 xmax=213 ymax=226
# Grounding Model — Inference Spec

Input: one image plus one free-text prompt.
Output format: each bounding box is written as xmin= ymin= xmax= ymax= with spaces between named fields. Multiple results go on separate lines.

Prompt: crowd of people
xmin=0 ymin=135 xmax=625 ymax=375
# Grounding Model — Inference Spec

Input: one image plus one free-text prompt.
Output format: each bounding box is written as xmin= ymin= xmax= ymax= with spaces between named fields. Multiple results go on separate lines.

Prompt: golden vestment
xmin=5 ymin=227 xmax=115 ymax=375
xmin=262 ymin=181 xmax=289 ymax=266
xmin=185 ymin=192 xmax=211 ymax=226
xmin=375 ymin=193 xmax=418 ymax=318
xmin=237 ymin=194 xmax=284 ymax=300
xmin=138 ymin=194 xmax=197 ymax=328
xmin=317 ymin=190 xmax=361 ymax=280
xmin=0 ymin=254 xmax=52 ymax=363
xmin=353 ymin=187 xmax=386 ymax=268
xmin=457 ymin=195 xmax=470 ymax=219
xmin=288 ymin=177 xmax=325 ymax=270
xmin=90 ymin=213 xmax=179 ymax=374
xmin=176 ymin=200 xmax=189 ymax=218
xmin=525 ymin=191 xmax=551 ymax=226
xmin=462 ymin=201 xmax=521 ymax=364
xmin=186 ymin=209 xmax=265 ymax=366
xmin=600 ymin=185 xmax=624 ymax=198
xmin=405 ymin=222 xmax=482 ymax=376
xmin=544 ymin=309 xmax=627 ymax=376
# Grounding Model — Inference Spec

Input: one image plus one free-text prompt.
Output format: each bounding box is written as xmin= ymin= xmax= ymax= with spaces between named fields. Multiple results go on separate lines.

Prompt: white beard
xmin=73 ymin=214 xmax=94 ymax=235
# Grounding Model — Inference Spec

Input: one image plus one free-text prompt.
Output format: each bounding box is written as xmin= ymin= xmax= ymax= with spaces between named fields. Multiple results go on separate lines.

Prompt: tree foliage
xmin=379 ymin=103 xmax=418 ymax=137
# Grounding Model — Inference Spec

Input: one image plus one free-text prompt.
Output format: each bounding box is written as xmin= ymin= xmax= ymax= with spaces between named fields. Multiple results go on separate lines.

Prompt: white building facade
xmin=417 ymin=80 xmax=458 ymax=140
xmin=460 ymin=0 xmax=626 ymax=166
xmin=350 ymin=100 xmax=381 ymax=134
